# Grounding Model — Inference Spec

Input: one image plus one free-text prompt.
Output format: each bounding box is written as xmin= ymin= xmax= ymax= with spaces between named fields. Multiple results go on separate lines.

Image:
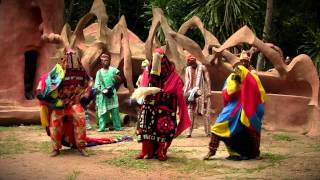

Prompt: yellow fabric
xmin=251 ymin=73 xmax=266 ymax=103
xmin=211 ymin=121 xmax=230 ymax=138
xmin=150 ymin=53 xmax=162 ymax=76
xmin=240 ymin=110 xmax=250 ymax=127
xmin=225 ymin=74 xmax=241 ymax=95
xmin=236 ymin=65 xmax=266 ymax=103
xmin=55 ymin=64 xmax=65 ymax=79
xmin=40 ymin=105 xmax=49 ymax=128
xmin=235 ymin=65 xmax=249 ymax=82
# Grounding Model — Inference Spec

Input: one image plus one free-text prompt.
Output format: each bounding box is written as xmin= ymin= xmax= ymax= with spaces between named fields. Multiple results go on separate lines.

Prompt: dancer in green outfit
xmin=94 ymin=51 xmax=122 ymax=132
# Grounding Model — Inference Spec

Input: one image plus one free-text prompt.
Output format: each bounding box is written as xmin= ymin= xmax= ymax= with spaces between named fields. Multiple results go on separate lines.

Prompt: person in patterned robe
xmin=184 ymin=54 xmax=212 ymax=137
xmin=135 ymin=48 xmax=191 ymax=161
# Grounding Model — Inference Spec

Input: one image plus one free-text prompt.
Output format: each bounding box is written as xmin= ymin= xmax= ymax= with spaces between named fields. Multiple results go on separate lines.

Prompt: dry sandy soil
xmin=0 ymin=124 xmax=319 ymax=180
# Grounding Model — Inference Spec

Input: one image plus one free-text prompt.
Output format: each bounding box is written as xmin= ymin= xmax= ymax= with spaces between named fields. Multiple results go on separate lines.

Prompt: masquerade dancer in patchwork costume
xmin=94 ymin=51 xmax=122 ymax=132
xmin=37 ymin=48 xmax=90 ymax=157
xmin=132 ymin=48 xmax=191 ymax=161
xmin=184 ymin=54 xmax=212 ymax=137
xmin=204 ymin=51 xmax=266 ymax=161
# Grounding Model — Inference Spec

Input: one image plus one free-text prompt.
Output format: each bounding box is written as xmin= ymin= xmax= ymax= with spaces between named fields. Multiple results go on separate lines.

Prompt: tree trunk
xmin=256 ymin=0 xmax=273 ymax=71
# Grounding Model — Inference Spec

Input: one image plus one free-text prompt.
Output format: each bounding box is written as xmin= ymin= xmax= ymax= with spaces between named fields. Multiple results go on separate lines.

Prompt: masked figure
xmin=204 ymin=51 xmax=266 ymax=161
xmin=135 ymin=48 xmax=191 ymax=161
xmin=36 ymin=48 xmax=90 ymax=157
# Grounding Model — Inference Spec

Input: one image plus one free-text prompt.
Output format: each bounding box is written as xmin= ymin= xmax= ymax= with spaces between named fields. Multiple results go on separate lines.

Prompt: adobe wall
xmin=0 ymin=0 xmax=64 ymax=123
xmin=209 ymin=91 xmax=320 ymax=136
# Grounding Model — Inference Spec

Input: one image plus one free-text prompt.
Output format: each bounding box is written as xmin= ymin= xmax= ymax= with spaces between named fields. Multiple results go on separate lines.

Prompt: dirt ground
xmin=0 ymin=124 xmax=319 ymax=180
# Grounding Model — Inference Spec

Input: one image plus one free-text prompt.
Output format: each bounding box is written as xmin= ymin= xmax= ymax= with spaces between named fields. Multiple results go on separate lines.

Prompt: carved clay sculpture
xmin=0 ymin=0 xmax=319 ymax=136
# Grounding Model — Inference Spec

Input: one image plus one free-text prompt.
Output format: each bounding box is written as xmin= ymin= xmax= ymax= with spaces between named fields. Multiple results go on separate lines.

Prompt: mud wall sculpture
xmin=173 ymin=16 xmax=320 ymax=136
xmin=0 ymin=0 xmax=319 ymax=136
xmin=0 ymin=0 xmax=64 ymax=124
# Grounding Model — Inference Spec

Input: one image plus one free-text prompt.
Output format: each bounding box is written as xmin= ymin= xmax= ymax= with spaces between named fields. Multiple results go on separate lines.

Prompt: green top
xmin=94 ymin=67 xmax=119 ymax=116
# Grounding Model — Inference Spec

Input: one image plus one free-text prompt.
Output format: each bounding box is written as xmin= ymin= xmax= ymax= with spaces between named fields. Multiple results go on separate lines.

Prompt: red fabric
xmin=37 ymin=73 xmax=49 ymax=106
xmin=241 ymin=73 xmax=262 ymax=117
xmin=162 ymin=70 xmax=191 ymax=136
xmin=140 ymin=69 xmax=149 ymax=87
xmin=154 ymin=47 xmax=165 ymax=54
xmin=38 ymin=73 xmax=48 ymax=93
xmin=157 ymin=142 xmax=167 ymax=161
xmin=140 ymin=69 xmax=191 ymax=137
xmin=85 ymin=137 xmax=115 ymax=144
xmin=136 ymin=140 xmax=154 ymax=159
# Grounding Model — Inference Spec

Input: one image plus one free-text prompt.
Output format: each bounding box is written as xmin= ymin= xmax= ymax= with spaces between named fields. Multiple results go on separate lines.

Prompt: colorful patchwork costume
xmin=37 ymin=48 xmax=89 ymax=155
xmin=205 ymin=65 xmax=266 ymax=160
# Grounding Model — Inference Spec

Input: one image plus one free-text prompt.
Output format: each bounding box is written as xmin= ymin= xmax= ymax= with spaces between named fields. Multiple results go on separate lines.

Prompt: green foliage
xmin=271 ymin=0 xmax=320 ymax=59
xmin=140 ymin=0 xmax=179 ymax=44
xmin=298 ymin=28 xmax=320 ymax=75
xmin=184 ymin=0 xmax=263 ymax=43
xmin=64 ymin=0 xmax=94 ymax=30
xmin=62 ymin=0 xmax=320 ymax=71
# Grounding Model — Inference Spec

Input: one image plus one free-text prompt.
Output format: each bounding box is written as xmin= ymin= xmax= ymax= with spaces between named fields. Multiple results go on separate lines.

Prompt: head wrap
xmin=239 ymin=50 xmax=249 ymax=61
xmin=186 ymin=54 xmax=196 ymax=64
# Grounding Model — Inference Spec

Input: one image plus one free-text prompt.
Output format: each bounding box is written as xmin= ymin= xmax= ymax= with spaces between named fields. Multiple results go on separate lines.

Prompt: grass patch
xmin=103 ymin=150 xmax=149 ymax=170
xmin=0 ymin=135 xmax=27 ymax=157
xmin=66 ymin=170 xmax=80 ymax=180
xmin=310 ymin=143 xmax=320 ymax=151
xmin=104 ymin=149 xmax=219 ymax=174
xmin=273 ymin=134 xmax=295 ymax=141
xmin=245 ymin=164 xmax=270 ymax=173
xmin=169 ymin=148 xmax=194 ymax=154
xmin=165 ymin=156 xmax=218 ymax=174
xmin=36 ymin=141 xmax=52 ymax=153
xmin=28 ymin=125 xmax=44 ymax=131
xmin=261 ymin=152 xmax=288 ymax=163
xmin=0 ymin=126 xmax=16 ymax=132
xmin=85 ymin=148 xmax=105 ymax=156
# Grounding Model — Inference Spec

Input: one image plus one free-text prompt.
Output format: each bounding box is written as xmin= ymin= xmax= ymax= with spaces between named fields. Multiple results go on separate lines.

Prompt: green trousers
xmin=98 ymin=107 xmax=122 ymax=131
